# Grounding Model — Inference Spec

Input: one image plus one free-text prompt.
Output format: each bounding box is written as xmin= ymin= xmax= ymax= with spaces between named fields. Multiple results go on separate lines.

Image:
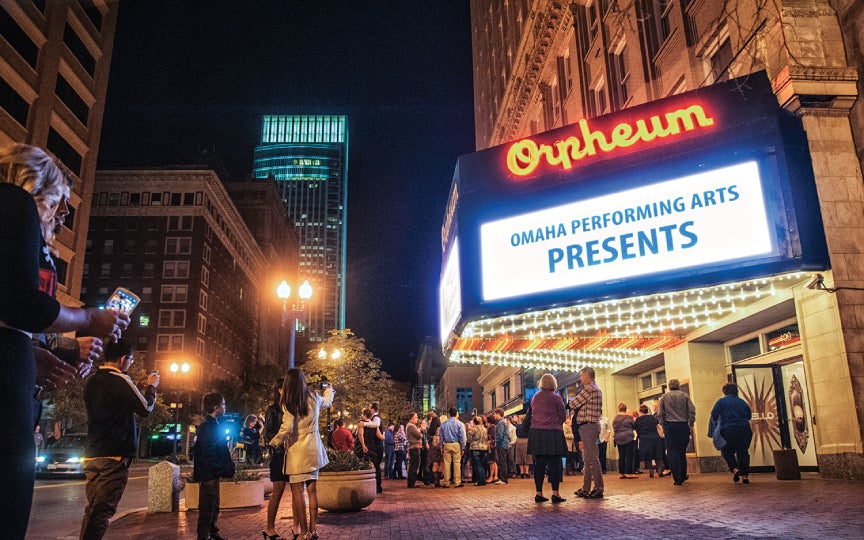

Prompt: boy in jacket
xmin=193 ymin=393 xmax=235 ymax=540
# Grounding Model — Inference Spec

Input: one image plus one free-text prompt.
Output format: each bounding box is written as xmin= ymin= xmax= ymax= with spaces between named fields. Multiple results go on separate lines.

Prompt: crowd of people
xmin=2 ymin=142 xmax=757 ymax=540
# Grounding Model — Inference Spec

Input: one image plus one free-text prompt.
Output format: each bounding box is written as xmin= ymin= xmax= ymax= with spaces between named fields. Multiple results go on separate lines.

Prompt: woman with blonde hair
xmin=527 ymin=373 xmax=567 ymax=503
xmin=0 ymin=143 xmax=127 ymax=539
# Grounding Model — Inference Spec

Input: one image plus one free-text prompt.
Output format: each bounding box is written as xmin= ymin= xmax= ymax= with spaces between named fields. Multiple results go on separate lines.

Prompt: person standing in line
xmin=392 ymin=423 xmax=407 ymax=479
xmin=439 ymin=407 xmax=466 ymax=488
xmin=598 ymin=414 xmax=610 ymax=474
xmin=652 ymin=398 xmax=670 ymax=475
xmin=527 ymin=373 xmax=568 ymax=503
xmin=613 ymin=403 xmax=638 ymax=479
xmin=634 ymin=404 xmax=664 ymax=477
xmin=194 ymin=393 xmax=235 ymax=540
xmin=418 ymin=418 xmax=430 ymax=485
xmin=405 ymin=412 xmax=423 ymax=487
xmin=243 ymin=414 xmax=264 ymax=465
xmin=493 ymin=408 xmax=511 ymax=484
xmin=657 ymin=379 xmax=696 ymax=486
xmin=709 ymin=383 xmax=754 ymax=484
xmin=467 ymin=415 xmax=489 ymax=486
xmin=507 ymin=416 xmax=518 ymax=478
xmin=0 ymin=143 xmax=127 ymax=540
xmin=426 ymin=415 xmax=444 ymax=487
xmin=269 ymin=369 xmax=334 ymax=540
xmin=383 ymin=423 xmax=395 ymax=479
xmin=568 ymin=367 xmax=605 ymax=499
xmin=79 ymin=339 xmax=157 ymax=540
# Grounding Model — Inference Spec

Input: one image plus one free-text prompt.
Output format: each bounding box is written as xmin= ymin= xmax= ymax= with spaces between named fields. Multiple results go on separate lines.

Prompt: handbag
xmin=712 ymin=430 xmax=727 ymax=450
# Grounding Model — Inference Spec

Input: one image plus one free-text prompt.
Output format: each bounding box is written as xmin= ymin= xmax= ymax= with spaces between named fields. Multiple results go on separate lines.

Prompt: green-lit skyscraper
xmin=253 ymin=115 xmax=348 ymax=342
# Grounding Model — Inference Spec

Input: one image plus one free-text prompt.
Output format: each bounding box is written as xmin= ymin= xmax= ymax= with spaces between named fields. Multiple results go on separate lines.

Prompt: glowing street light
xmin=277 ymin=279 xmax=313 ymax=369
xmin=169 ymin=361 xmax=190 ymax=374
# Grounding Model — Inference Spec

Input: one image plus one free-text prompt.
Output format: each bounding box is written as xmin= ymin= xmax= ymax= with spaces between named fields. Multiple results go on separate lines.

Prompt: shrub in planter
xmin=317 ymin=450 xmax=376 ymax=512
xmin=183 ymin=465 xmax=266 ymax=509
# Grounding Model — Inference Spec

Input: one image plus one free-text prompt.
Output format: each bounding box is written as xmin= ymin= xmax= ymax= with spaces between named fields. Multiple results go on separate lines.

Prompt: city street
xmin=28 ymin=471 xmax=150 ymax=540
xmin=26 ymin=471 xmax=864 ymax=539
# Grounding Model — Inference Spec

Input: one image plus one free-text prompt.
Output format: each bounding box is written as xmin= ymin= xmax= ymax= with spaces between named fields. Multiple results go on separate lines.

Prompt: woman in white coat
xmin=269 ymin=368 xmax=334 ymax=540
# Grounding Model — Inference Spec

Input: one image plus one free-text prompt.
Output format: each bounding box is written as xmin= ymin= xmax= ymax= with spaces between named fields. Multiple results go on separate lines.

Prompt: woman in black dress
xmin=634 ymin=404 xmax=664 ymax=477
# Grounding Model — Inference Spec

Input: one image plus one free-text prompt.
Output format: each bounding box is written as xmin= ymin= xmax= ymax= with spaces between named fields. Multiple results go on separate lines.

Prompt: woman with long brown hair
xmin=268 ymin=369 xmax=333 ymax=540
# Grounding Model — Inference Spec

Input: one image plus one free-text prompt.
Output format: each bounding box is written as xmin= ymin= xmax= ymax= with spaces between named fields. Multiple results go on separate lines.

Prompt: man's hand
xmin=77 ymin=336 xmax=104 ymax=364
xmin=34 ymin=347 xmax=77 ymax=391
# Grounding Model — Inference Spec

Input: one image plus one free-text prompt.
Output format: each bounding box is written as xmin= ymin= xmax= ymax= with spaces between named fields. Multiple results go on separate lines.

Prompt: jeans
xmin=393 ymin=449 xmax=406 ymax=478
xmin=720 ymin=425 xmax=753 ymax=475
xmin=80 ymin=457 xmax=132 ymax=540
xmin=196 ymin=478 xmax=221 ymax=540
xmin=470 ymin=450 xmax=488 ymax=485
xmin=664 ymin=422 xmax=691 ymax=484
xmin=384 ymin=445 xmax=395 ymax=478
xmin=496 ymin=446 xmax=510 ymax=482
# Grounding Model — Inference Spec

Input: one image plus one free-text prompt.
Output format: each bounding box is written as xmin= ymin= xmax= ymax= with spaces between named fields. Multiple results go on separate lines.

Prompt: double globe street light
xmin=277 ymin=279 xmax=313 ymax=369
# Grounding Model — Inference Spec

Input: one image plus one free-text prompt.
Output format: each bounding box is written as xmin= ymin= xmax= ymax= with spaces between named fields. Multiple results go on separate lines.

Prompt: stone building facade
xmin=460 ymin=0 xmax=864 ymax=477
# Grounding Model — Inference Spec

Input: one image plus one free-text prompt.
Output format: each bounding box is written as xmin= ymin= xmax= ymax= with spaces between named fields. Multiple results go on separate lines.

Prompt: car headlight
xmin=66 ymin=457 xmax=81 ymax=463
xmin=35 ymin=456 xmax=45 ymax=463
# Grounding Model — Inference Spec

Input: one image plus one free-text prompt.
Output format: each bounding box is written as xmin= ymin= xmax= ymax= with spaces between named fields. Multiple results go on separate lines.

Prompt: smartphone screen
xmin=106 ymin=287 xmax=140 ymax=315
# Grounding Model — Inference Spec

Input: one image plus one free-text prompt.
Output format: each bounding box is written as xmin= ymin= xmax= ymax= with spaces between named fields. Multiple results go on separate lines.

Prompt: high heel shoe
xmin=262 ymin=531 xmax=284 ymax=540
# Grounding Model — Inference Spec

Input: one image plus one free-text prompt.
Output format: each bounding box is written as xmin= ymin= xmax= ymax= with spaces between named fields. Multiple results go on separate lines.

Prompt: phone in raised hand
xmin=105 ymin=287 xmax=140 ymax=315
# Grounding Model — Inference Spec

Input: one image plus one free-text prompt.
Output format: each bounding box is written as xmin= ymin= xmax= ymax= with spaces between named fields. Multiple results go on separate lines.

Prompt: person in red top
xmin=331 ymin=418 xmax=354 ymax=452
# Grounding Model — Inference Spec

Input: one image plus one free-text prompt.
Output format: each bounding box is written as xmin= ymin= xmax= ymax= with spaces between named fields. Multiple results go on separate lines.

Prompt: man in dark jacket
xmin=80 ymin=338 xmax=158 ymax=540
xmin=193 ymin=392 xmax=235 ymax=540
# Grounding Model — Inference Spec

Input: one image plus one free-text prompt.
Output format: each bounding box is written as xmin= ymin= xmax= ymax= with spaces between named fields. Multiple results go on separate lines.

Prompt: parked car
xmin=35 ymin=433 xmax=86 ymax=477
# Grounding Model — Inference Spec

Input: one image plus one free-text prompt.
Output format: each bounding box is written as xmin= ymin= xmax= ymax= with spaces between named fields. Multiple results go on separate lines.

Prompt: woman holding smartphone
xmin=269 ymin=369 xmax=334 ymax=540
xmin=0 ymin=143 xmax=128 ymax=539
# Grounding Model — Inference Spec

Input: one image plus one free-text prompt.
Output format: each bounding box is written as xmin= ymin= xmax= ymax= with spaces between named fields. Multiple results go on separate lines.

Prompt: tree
xmin=43 ymin=377 xmax=87 ymax=436
xmin=300 ymin=329 xmax=413 ymax=429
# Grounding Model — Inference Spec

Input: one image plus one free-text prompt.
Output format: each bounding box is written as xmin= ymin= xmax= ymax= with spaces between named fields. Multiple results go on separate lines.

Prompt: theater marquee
xmin=440 ymin=71 xmax=828 ymax=350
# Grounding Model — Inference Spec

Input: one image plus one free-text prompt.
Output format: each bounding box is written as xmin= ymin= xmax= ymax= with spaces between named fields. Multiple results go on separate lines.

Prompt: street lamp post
xmin=277 ymin=279 xmax=313 ymax=369
xmin=169 ymin=361 xmax=190 ymax=462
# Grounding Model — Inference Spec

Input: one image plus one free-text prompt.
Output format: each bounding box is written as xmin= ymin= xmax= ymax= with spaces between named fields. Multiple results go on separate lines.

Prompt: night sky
xmin=97 ymin=1 xmax=476 ymax=381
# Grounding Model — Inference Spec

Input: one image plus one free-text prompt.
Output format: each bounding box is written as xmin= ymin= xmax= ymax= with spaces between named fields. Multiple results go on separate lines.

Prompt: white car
xmin=35 ymin=433 xmax=86 ymax=477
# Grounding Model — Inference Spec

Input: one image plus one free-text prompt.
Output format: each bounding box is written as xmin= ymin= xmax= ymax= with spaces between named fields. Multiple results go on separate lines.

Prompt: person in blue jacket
xmin=709 ymin=383 xmax=754 ymax=484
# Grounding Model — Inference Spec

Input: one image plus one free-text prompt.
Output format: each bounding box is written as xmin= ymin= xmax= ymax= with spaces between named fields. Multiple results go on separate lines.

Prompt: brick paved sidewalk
xmin=88 ymin=471 xmax=864 ymax=539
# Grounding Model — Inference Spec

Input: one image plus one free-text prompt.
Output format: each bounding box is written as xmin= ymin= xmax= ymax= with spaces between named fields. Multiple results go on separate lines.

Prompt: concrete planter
xmin=184 ymin=479 xmax=265 ymax=509
xmin=317 ymin=469 xmax=377 ymax=512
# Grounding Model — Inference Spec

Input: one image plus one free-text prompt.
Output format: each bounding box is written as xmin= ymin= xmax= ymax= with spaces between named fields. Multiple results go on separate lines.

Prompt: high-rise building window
xmin=658 ymin=0 xmax=675 ymax=44
xmin=0 ymin=75 xmax=29 ymax=126
xmin=490 ymin=390 xmax=497 ymax=410
xmin=160 ymin=285 xmax=187 ymax=303
xmin=709 ymin=37 xmax=733 ymax=83
xmin=503 ymin=381 xmax=511 ymax=403
xmin=158 ymin=309 xmax=186 ymax=328
xmin=163 ymin=260 xmax=190 ymax=279
xmin=0 ymin=8 xmax=38 ymax=67
xmin=610 ymin=41 xmax=629 ymax=108
xmin=165 ymin=237 xmax=192 ymax=255
xmin=63 ymin=24 xmax=96 ymax=76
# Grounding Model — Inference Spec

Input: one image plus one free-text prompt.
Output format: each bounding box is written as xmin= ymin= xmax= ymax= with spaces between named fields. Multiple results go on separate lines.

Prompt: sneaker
xmin=491 ymin=480 xmax=504 ymax=485
xmin=585 ymin=489 xmax=604 ymax=499
xmin=574 ymin=488 xmax=589 ymax=498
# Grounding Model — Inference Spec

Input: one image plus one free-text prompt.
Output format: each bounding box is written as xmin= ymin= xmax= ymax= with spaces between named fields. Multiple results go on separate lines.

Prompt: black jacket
xmin=193 ymin=415 xmax=235 ymax=482
xmin=84 ymin=366 xmax=156 ymax=458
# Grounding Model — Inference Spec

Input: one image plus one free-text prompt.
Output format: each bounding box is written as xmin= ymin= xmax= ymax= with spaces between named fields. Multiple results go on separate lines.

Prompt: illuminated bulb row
xmin=451 ymin=350 xmax=618 ymax=372
xmin=452 ymin=347 xmax=639 ymax=368
xmin=463 ymin=273 xmax=800 ymax=340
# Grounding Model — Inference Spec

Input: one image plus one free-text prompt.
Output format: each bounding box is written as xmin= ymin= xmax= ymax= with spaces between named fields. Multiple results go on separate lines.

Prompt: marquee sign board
xmin=439 ymin=72 xmax=829 ymax=345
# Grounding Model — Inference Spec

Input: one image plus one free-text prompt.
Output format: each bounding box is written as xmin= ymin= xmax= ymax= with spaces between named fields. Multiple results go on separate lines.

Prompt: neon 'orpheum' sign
xmin=506 ymin=104 xmax=715 ymax=177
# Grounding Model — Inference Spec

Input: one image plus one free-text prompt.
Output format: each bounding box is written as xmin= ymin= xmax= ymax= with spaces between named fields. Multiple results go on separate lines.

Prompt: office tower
xmin=0 ymin=1 xmax=119 ymax=306
xmin=252 ymin=114 xmax=348 ymax=343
